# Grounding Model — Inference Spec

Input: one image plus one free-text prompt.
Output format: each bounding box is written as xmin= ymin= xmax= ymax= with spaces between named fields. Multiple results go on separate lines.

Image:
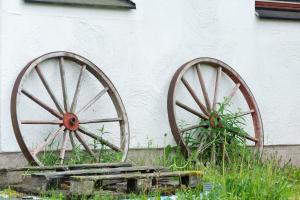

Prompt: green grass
xmin=39 ymin=125 xmax=122 ymax=166
xmin=2 ymin=150 xmax=300 ymax=199
xmin=201 ymin=155 xmax=300 ymax=199
xmin=4 ymin=100 xmax=299 ymax=199
xmin=154 ymin=142 xmax=299 ymax=199
xmin=0 ymin=187 xmax=22 ymax=198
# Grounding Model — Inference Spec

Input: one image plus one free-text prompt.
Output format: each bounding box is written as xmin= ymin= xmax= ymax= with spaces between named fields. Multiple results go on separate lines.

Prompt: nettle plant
xmin=182 ymin=98 xmax=250 ymax=165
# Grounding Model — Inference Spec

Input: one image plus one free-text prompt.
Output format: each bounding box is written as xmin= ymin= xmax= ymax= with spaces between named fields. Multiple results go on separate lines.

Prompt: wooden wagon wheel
xmin=11 ymin=51 xmax=129 ymax=166
xmin=167 ymin=57 xmax=263 ymax=159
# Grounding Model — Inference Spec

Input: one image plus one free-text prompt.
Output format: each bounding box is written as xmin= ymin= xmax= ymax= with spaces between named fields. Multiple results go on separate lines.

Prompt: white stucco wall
xmin=0 ymin=0 xmax=300 ymax=152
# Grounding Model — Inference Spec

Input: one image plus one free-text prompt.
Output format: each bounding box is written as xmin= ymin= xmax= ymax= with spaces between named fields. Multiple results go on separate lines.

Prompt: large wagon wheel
xmin=11 ymin=51 xmax=129 ymax=166
xmin=167 ymin=57 xmax=263 ymax=160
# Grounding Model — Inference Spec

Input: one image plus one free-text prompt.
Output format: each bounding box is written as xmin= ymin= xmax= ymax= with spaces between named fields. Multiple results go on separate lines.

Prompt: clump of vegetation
xmin=0 ymin=187 xmax=23 ymax=198
xmin=182 ymin=98 xmax=250 ymax=166
xmin=92 ymin=125 xmax=123 ymax=163
xmin=200 ymin=154 xmax=298 ymax=199
xmin=160 ymin=98 xmax=300 ymax=199
xmin=159 ymin=146 xmax=300 ymax=199
xmin=39 ymin=125 xmax=122 ymax=166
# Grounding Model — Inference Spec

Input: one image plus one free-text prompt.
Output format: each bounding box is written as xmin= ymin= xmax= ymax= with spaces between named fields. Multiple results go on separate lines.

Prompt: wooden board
xmin=0 ymin=162 xmax=132 ymax=172
xmin=71 ymin=171 xmax=203 ymax=181
xmin=32 ymin=166 xmax=166 ymax=179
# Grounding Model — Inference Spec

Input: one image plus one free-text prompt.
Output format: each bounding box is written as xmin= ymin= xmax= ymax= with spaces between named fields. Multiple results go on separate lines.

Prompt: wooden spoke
xmin=196 ymin=133 xmax=208 ymax=156
xmin=70 ymin=65 xmax=86 ymax=113
xmin=69 ymin=131 xmax=76 ymax=149
xmin=74 ymin=131 xmax=96 ymax=159
xmin=212 ymin=67 xmax=222 ymax=111
xmin=21 ymin=89 xmax=63 ymax=119
xmin=60 ymin=130 xmax=69 ymax=164
xmin=180 ymin=124 xmax=206 ymax=133
xmin=76 ymin=87 xmax=109 ymax=115
xmin=245 ymin=134 xmax=258 ymax=143
xmin=181 ymin=77 xmax=209 ymax=115
xmin=80 ymin=117 xmax=122 ymax=124
xmin=196 ymin=64 xmax=211 ymax=112
xmin=59 ymin=57 xmax=69 ymax=112
xmin=238 ymin=109 xmax=255 ymax=117
xmin=21 ymin=120 xmax=63 ymax=125
xmin=228 ymin=83 xmax=241 ymax=101
xmin=78 ymin=126 xmax=122 ymax=152
xmin=229 ymin=129 xmax=258 ymax=143
xmin=176 ymin=100 xmax=208 ymax=120
xmin=31 ymin=126 xmax=65 ymax=156
xmin=36 ymin=65 xmax=64 ymax=114
xmin=228 ymin=110 xmax=255 ymax=119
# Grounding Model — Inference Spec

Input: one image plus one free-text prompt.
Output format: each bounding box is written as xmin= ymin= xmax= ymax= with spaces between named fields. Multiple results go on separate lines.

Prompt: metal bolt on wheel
xmin=11 ymin=51 xmax=129 ymax=166
xmin=167 ymin=57 xmax=264 ymax=159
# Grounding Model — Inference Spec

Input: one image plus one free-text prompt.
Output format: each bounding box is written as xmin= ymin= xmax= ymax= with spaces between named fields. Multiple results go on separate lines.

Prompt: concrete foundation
xmin=0 ymin=145 xmax=300 ymax=168
xmin=0 ymin=149 xmax=165 ymax=168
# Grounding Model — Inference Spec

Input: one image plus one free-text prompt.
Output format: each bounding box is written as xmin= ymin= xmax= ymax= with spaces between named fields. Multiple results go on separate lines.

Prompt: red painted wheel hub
xmin=63 ymin=113 xmax=79 ymax=131
xmin=209 ymin=113 xmax=222 ymax=128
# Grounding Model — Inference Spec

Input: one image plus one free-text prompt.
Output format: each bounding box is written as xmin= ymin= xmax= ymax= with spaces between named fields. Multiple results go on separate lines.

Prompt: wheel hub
xmin=209 ymin=113 xmax=222 ymax=128
xmin=63 ymin=113 xmax=79 ymax=131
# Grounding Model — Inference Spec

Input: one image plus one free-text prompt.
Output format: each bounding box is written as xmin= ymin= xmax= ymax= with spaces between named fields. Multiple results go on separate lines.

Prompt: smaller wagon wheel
xmin=11 ymin=51 xmax=129 ymax=166
xmin=167 ymin=57 xmax=263 ymax=159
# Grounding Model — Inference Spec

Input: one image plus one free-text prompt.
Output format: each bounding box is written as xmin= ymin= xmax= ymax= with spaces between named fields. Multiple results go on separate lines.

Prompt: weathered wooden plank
xmin=68 ymin=162 xmax=132 ymax=170
xmin=32 ymin=166 xmax=165 ymax=179
xmin=71 ymin=171 xmax=203 ymax=181
xmin=0 ymin=162 xmax=131 ymax=172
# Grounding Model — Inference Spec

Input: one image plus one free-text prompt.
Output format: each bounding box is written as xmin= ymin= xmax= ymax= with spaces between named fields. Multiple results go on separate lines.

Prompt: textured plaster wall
xmin=0 ymin=0 xmax=3 ymax=152
xmin=0 ymin=0 xmax=300 ymax=152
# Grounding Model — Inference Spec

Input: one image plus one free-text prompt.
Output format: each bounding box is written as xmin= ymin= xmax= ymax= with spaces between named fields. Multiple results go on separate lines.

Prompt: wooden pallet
xmin=2 ymin=163 xmax=202 ymax=198
xmin=0 ymin=162 xmax=131 ymax=188
xmin=70 ymin=170 xmax=203 ymax=195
